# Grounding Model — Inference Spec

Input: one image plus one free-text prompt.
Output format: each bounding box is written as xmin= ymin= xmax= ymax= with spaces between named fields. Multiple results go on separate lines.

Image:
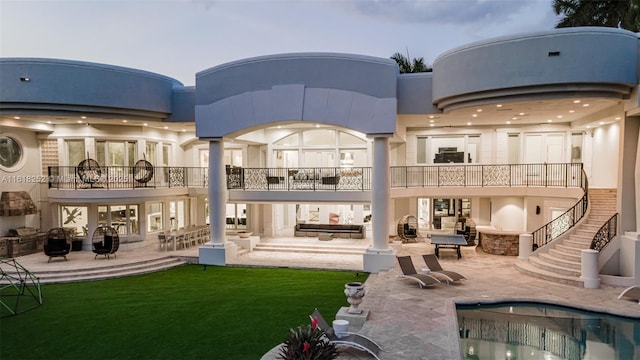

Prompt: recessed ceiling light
xmin=122 ymin=120 xmax=128 ymax=123
xmin=430 ymin=124 xmax=434 ymax=127
xmin=506 ymin=121 xmax=511 ymax=124
xmin=557 ymin=115 xmax=563 ymax=118
xmin=547 ymin=119 xmax=553 ymax=123
xmin=519 ymin=112 xmax=525 ymax=116
xmin=496 ymin=104 xmax=502 ymax=108
xmin=467 ymin=122 xmax=472 ymax=126
xmin=47 ymin=121 xmax=52 ymax=124
xmin=77 ymin=120 xmax=83 ymax=123
xmin=512 ymin=117 xmax=518 ymax=120
xmin=476 ymin=109 xmax=482 ymax=112
xmin=472 ymin=114 xmax=478 ymax=118
xmin=164 ymin=126 xmax=169 ymax=129
xmin=569 ymin=110 xmax=575 ymax=113
xmin=182 ymin=129 xmax=186 ymax=132
xmin=573 ymin=100 xmax=581 ymax=103
xmin=582 ymin=103 xmax=590 ymax=107
xmin=143 ymin=123 xmax=148 ymax=126
xmin=429 ymin=120 xmax=435 ymax=123
xmin=13 ymin=116 xmax=20 ymax=120
xmin=81 ymin=116 xmax=87 ymax=119
xmin=599 ymin=121 xmax=604 ymax=125
xmin=586 ymin=125 xmax=591 ymax=128
xmin=615 ymin=116 xmax=621 ymax=120
xmin=315 ymin=124 xmax=320 ymax=128
xmin=428 ymin=115 xmax=435 ymax=119
xmin=277 ymin=125 xmax=282 ymax=129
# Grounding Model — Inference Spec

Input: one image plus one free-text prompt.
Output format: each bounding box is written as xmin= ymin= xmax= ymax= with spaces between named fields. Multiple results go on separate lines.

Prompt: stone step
xmin=1 ymin=257 xmax=186 ymax=284
xmin=555 ymin=244 xmax=583 ymax=255
xmin=538 ymin=252 xmax=581 ymax=270
xmin=529 ymin=256 xmax=581 ymax=277
xmin=253 ymin=243 xmax=366 ymax=255
xmin=564 ymin=238 xmax=591 ymax=248
xmin=549 ymin=248 xmax=581 ymax=262
xmin=515 ymin=260 xmax=584 ymax=287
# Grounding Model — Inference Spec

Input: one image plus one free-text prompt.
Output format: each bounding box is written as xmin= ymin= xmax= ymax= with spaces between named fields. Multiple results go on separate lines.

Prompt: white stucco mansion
xmin=1 ymin=27 xmax=639 ymax=283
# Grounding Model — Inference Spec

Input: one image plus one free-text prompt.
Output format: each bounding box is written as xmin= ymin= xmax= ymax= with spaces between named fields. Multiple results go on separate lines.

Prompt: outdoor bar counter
xmin=476 ymin=226 xmax=523 ymax=256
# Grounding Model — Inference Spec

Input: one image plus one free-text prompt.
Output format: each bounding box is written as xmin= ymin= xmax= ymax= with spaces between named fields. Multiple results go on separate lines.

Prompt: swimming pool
xmin=456 ymin=302 xmax=639 ymax=360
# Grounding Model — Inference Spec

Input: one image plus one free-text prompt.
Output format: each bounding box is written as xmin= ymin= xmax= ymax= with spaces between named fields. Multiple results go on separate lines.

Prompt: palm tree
xmin=391 ymin=52 xmax=432 ymax=73
xmin=553 ymin=0 xmax=640 ymax=32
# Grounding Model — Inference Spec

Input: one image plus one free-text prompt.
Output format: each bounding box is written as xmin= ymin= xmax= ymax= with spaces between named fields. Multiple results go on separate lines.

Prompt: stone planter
xmin=344 ymin=282 xmax=365 ymax=314
xmin=237 ymin=231 xmax=252 ymax=238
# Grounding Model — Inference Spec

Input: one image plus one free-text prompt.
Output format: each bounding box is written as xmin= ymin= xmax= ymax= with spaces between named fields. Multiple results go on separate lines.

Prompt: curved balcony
xmin=47 ymin=163 xmax=583 ymax=192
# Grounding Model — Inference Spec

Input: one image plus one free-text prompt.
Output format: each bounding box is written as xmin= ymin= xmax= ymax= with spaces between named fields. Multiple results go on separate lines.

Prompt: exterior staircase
xmin=252 ymin=242 xmax=367 ymax=256
xmin=515 ymin=188 xmax=617 ymax=286
xmin=1 ymin=256 xmax=186 ymax=284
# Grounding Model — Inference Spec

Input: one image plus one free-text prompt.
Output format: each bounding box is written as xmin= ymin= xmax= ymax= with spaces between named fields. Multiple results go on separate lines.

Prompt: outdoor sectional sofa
xmin=294 ymin=223 xmax=365 ymax=239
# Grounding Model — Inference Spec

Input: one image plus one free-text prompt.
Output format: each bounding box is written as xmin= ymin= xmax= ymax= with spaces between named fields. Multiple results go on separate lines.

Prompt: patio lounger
xmin=422 ymin=254 xmax=467 ymax=284
xmin=310 ymin=309 xmax=383 ymax=360
xmin=617 ymin=285 xmax=640 ymax=304
xmin=396 ymin=256 xmax=441 ymax=288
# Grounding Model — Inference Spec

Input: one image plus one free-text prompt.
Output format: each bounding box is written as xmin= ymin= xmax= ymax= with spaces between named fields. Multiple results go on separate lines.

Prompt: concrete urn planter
xmin=344 ymin=282 xmax=365 ymax=314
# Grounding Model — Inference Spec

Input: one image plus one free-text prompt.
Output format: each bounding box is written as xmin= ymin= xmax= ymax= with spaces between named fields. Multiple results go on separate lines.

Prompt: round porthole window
xmin=0 ymin=135 xmax=23 ymax=170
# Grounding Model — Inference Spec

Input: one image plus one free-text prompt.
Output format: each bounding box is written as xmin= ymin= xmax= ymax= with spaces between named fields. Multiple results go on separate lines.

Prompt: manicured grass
xmin=1 ymin=265 xmax=367 ymax=360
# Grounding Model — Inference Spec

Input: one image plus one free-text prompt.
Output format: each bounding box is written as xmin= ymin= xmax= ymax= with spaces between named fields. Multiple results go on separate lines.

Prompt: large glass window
xmin=65 ymin=140 xmax=85 ymax=167
xmin=169 ymin=200 xmax=186 ymax=230
xmin=96 ymin=140 xmax=137 ymax=166
xmin=162 ymin=144 xmax=170 ymax=167
xmin=571 ymin=133 xmax=583 ymax=163
xmin=147 ymin=202 xmax=163 ymax=232
xmin=417 ymin=135 xmax=477 ymax=164
xmin=302 ymin=129 xmax=335 ymax=146
xmin=224 ymin=149 xmax=243 ymax=167
xmin=507 ymin=134 xmax=520 ymax=164
xmin=226 ymin=203 xmax=247 ymax=230
xmin=146 ymin=142 xmax=157 ymax=166
xmin=97 ymin=204 xmax=139 ymax=235
xmin=272 ymin=130 xmax=368 ymax=168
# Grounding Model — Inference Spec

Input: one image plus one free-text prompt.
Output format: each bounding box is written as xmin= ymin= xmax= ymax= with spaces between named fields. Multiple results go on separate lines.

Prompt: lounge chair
xmin=310 ymin=309 xmax=383 ymax=360
xmin=422 ymin=254 xmax=467 ymax=284
xmin=395 ymin=256 xmax=441 ymax=288
xmin=617 ymin=285 xmax=640 ymax=304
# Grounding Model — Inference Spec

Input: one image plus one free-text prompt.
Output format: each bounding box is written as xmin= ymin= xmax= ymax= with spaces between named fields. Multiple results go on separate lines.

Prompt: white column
xmin=363 ymin=135 xmax=395 ymax=273
xmin=208 ymin=139 xmax=226 ymax=245
xmin=518 ymin=233 xmax=533 ymax=260
xmin=580 ymin=249 xmax=600 ymax=289
xmin=199 ymin=138 xmax=237 ymax=265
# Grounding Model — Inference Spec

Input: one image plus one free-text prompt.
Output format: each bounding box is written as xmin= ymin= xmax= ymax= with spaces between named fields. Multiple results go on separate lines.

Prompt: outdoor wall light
xmin=548 ymin=51 xmax=560 ymax=57
xmin=19 ymin=77 xmax=30 ymax=82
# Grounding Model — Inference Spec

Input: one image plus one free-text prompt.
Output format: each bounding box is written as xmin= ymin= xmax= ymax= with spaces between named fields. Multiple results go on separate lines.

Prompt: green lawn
xmin=1 ymin=265 xmax=367 ymax=360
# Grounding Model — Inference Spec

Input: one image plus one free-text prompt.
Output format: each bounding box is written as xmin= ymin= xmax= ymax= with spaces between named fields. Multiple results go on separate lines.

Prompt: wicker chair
xmin=44 ymin=228 xmax=72 ymax=262
xmin=91 ymin=226 xmax=120 ymax=259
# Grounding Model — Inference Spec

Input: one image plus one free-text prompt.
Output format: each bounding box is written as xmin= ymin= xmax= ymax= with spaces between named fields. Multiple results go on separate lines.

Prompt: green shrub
xmin=278 ymin=323 xmax=338 ymax=360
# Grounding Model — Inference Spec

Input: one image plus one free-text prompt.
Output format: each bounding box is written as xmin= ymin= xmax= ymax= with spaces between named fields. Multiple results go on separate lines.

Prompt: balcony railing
xmin=48 ymin=166 xmax=209 ymax=190
xmin=48 ymin=163 xmax=585 ymax=192
xmin=391 ymin=163 xmax=584 ymax=188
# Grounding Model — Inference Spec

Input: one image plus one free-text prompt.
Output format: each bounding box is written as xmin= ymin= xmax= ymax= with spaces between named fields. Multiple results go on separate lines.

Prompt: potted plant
xmin=278 ymin=318 xmax=337 ymax=360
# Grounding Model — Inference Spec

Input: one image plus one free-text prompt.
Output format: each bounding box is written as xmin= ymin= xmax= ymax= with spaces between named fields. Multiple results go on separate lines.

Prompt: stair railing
xmin=590 ymin=213 xmax=618 ymax=252
xmin=531 ymin=167 xmax=588 ymax=250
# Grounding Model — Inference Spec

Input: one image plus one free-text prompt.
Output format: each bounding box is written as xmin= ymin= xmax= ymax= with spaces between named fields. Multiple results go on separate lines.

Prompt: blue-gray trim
xmin=0 ymin=58 xmax=184 ymax=119
xmin=432 ymin=27 xmax=639 ymax=111
xmin=196 ymin=53 xmax=398 ymax=105
xmin=397 ymin=73 xmax=438 ymax=114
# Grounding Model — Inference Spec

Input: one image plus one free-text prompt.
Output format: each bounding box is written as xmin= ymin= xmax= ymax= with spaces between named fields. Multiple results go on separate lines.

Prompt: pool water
xmin=456 ymin=302 xmax=639 ymax=360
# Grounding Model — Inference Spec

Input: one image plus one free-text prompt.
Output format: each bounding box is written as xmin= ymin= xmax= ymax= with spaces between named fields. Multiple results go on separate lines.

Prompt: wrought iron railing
xmin=531 ymin=169 xmax=588 ymax=250
xmin=391 ymin=163 xmax=584 ymax=188
xmin=48 ymin=163 xmax=585 ymax=192
xmin=590 ymin=213 xmax=618 ymax=252
xmin=228 ymin=167 xmax=371 ymax=191
xmin=48 ymin=166 xmax=208 ymax=190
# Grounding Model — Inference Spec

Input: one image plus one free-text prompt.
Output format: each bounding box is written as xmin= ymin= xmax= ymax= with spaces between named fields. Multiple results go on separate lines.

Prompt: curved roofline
xmin=197 ymin=52 xmax=398 ymax=77
xmin=0 ymin=57 xmax=184 ymax=87
xmin=434 ymin=26 xmax=639 ymax=63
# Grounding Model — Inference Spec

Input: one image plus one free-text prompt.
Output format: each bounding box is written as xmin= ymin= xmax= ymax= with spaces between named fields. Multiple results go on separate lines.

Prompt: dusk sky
xmin=1 ymin=0 xmax=561 ymax=85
